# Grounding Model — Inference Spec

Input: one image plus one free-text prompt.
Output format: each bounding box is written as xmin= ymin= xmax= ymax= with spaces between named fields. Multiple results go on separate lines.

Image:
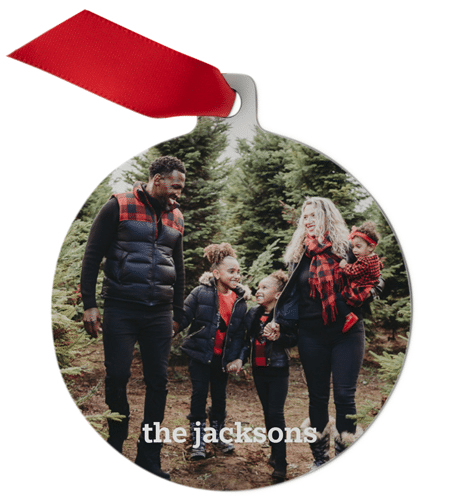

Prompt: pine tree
xmin=52 ymin=218 xmax=96 ymax=372
xmin=76 ymin=174 xmax=113 ymax=222
xmin=53 ymin=176 xmax=111 ymax=376
xmin=281 ymin=141 xmax=370 ymax=228
xmin=224 ymin=130 xmax=294 ymax=271
xmin=224 ymin=130 xmax=370 ymax=270
xmin=360 ymin=202 xmax=411 ymax=337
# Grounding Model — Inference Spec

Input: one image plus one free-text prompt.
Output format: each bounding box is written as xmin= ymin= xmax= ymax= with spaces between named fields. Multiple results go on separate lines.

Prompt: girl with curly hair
xmin=179 ymin=243 xmax=250 ymax=460
xmin=232 ymin=270 xmax=298 ymax=480
xmin=276 ymin=197 xmax=365 ymax=469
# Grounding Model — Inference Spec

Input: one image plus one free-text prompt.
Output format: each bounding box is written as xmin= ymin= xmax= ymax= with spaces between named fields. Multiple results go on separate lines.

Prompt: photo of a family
xmin=52 ymin=116 xmax=411 ymax=490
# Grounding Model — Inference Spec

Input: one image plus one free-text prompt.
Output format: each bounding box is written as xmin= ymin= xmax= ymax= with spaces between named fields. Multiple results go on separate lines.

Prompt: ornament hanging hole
xmin=227 ymin=91 xmax=241 ymax=118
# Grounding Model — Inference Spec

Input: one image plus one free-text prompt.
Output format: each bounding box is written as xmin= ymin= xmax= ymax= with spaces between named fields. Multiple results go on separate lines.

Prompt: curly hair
xmin=203 ymin=242 xmax=237 ymax=270
xmin=283 ymin=197 xmax=350 ymax=264
xmin=355 ymin=221 xmax=381 ymax=245
xmin=269 ymin=270 xmax=289 ymax=292
xmin=149 ymin=156 xmax=186 ymax=178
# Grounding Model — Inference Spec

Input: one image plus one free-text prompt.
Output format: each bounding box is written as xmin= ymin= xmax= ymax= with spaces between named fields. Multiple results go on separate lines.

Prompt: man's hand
xmin=83 ymin=307 xmax=102 ymax=338
xmin=172 ymin=321 xmax=180 ymax=337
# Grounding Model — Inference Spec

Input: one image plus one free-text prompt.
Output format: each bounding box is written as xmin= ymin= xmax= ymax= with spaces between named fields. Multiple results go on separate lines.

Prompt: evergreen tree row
xmin=53 ymin=118 xmax=410 ymax=359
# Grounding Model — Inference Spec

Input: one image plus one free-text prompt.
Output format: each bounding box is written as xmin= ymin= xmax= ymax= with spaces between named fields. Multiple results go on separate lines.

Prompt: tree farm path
xmin=71 ymin=332 xmax=403 ymax=491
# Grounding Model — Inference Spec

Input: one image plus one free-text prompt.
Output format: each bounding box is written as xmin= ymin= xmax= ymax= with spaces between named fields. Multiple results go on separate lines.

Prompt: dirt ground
xmin=68 ymin=332 xmax=405 ymax=491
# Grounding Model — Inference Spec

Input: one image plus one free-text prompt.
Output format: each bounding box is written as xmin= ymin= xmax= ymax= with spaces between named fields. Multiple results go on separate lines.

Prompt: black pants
xmin=253 ymin=370 xmax=289 ymax=467
xmin=336 ymin=292 xmax=351 ymax=318
xmin=188 ymin=355 xmax=228 ymax=422
xmin=298 ymin=320 xmax=365 ymax=434
xmin=103 ymin=303 xmax=173 ymax=434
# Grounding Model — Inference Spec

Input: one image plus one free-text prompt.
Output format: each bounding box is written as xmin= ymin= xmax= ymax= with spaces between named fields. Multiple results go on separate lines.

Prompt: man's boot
xmin=107 ymin=414 xmax=129 ymax=453
xmin=190 ymin=420 xmax=207 ymax=459
xmin=134 ymin=436 xmax=170 ymax=480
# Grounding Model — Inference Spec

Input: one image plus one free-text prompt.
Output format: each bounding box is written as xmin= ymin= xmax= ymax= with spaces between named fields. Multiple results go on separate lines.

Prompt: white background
xmin=1 ymin=1 xmax=463 ymax=498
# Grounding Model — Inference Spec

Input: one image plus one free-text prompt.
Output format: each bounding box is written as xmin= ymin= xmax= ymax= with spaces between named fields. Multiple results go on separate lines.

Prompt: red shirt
xmin=253 ymin=314 xmax=269 ymax=367
xmin=213 ymin=291 xmax=237 ymax=356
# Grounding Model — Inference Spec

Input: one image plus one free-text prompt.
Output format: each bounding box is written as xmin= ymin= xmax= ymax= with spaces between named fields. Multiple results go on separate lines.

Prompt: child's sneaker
xmin=342 ymin=312 xmax=358 ymax=333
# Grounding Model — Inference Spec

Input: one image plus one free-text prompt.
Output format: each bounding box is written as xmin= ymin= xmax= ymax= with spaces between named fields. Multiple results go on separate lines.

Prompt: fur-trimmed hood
xmin=198 ymin=271 xmax=252 ymax=300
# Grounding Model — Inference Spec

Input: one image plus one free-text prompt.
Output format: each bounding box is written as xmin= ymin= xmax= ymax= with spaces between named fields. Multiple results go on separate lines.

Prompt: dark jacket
xmin=240 ymin=306 xmax=298 ymax=369
xmin=274 ymin=258 xmax=303 ymax=326
xmin=180 ymin=273 xmax=250 ymax=369
xmin=100 ymin=182 xmax=184 ymax=309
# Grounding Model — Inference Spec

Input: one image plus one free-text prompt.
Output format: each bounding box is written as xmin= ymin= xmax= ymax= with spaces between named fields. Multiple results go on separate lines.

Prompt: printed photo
xmin=52 ymin=116 xmax=411 ymax=490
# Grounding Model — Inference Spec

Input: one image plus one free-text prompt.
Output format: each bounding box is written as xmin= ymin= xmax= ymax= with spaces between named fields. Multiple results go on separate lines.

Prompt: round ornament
xmin=52 ymin=74 xmax=411 ymax=490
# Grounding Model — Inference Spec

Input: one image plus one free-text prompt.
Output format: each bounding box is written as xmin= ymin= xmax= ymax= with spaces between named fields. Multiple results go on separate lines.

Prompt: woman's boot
xmin=302 ymin=417 xmax=334 ymax=470
xmin=190 ymin=420 xmax=207 ymax=459
xmin=333 ymin=426 xmax=363 ymax=456
xmin=271 ymin=451 xmax=287 ymax=481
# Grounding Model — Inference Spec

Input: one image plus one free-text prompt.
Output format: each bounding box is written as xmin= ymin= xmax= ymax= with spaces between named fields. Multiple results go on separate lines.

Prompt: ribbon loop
xmin=8 ymin=10 xmax=236 ymax=118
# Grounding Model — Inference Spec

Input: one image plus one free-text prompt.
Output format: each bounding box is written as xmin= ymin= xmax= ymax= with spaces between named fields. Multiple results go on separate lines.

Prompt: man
xmin=81 ymin=156 xmax=186 ymax=480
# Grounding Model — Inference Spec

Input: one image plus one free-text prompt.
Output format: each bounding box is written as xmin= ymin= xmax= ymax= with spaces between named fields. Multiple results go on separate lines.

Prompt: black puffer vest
xmin=101 ymin=182 xmax=184 ymax=306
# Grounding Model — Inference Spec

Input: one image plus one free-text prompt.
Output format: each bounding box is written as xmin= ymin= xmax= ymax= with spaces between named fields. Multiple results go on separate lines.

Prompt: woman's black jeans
xmin=253 ymin=371 xmax=289 ymax=467
xmin=188 ymin=355 xmax=228 ymax=422
xmin=298 ymin=320 xmax=365 ymax=435
xmin=103 ymin=303 xmax=173 ymax=435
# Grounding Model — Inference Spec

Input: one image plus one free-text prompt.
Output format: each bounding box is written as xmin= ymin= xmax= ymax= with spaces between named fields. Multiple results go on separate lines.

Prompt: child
xmin=180 ymin=243 xmax=250 ymax=459
xmin=230 ymin=270 xmax=298 ymax=481
xmin=338 ymin=221 xmax=383 ymax=332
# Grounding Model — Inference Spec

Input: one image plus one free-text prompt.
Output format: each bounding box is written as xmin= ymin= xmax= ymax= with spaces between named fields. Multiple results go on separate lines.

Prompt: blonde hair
xmin=283 ymin=197 xmax=350 ymax=264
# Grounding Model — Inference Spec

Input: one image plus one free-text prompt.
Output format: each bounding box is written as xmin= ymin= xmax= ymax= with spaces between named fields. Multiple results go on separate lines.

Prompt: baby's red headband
xmin=349 ymin=226 xmax=377 ymax=247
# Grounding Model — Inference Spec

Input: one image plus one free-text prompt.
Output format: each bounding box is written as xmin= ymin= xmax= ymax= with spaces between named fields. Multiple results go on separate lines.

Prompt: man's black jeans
xmin=187 ymin=355 xmax=228 ymax=422
xmin=102 ymin=303 xmax=173 ymax=434
xmin=298 ymin=320 xmax=365 ymax=435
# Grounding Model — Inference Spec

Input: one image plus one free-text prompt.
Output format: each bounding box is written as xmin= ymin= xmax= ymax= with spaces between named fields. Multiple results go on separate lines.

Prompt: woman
xmin=275 ymin=197 xmax=365 ymax=469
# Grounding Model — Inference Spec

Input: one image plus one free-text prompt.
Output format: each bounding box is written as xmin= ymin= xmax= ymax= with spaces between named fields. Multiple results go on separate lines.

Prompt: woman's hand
xmin=339 ymin=259 xmax=347 ymax=268
xmin=226 ymin=359 xmax=243 ymax=374
xmin=263 ymin=321 xmax=280 ymax=341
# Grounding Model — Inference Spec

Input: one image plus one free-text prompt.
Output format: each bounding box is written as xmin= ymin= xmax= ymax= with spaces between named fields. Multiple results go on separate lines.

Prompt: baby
xmin=338 ymin=221 xmax=383 ymax=332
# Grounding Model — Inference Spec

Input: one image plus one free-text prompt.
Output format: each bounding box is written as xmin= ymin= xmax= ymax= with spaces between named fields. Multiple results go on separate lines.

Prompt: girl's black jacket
xmin=239 ymin=306 xmax=298 ymax=369
xmin=180 ymin=273 xmax=250 ymax=369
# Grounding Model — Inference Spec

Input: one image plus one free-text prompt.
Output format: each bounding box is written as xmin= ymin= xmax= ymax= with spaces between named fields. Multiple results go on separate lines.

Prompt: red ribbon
xmin=8 ymin=10 xmax=235 ymax=118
